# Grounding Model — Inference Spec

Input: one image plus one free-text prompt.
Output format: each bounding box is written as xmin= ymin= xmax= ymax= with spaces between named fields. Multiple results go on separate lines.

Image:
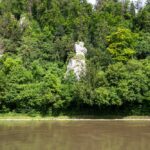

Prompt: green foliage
xmin=107 ymin=28 xmax=138 ymax=62
xmin=135 ymin=32 xmax=150 ymax=59
xmin=0 ymin=12 xmax=21 ymax=40
xmin=129 ymin=2 xmax=136 ymax=18
xmin=135 ymin=3 xmax=150 ymax=32
xmin=94 ymin=59 xmax=150 ymax=106
xmin=0 ymin=0 xmax=150 ymax=115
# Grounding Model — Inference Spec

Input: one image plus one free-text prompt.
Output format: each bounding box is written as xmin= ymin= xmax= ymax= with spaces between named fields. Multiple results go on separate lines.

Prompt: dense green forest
xmin=0 ymin=0 xmax=150 ymax=116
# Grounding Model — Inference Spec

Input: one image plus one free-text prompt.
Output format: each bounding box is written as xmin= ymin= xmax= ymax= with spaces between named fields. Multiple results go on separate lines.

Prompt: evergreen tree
xmin=130 ymin=1 xmax=136 ymax=17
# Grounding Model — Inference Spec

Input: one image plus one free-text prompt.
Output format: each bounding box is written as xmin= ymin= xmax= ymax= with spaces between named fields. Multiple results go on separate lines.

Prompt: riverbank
xmin=0 ymin=113 xmax=150 ymax=120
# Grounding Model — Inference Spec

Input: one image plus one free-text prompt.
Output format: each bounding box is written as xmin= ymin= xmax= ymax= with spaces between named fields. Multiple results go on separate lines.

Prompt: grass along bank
xmin=0 ymin=113 xmax=150 ymax=120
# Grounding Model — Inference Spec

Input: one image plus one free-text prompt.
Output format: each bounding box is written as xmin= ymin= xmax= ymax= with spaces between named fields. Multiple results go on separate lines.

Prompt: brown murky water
xmin=0 ymin=121 xmax=150 ymax=150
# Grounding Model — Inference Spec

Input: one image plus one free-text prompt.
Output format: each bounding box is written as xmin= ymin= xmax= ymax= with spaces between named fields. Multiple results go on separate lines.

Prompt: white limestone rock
xmin=74 ymin=42 xmax=87 ymax=55
xmin=19 ymin=15 xmax=29 ymax=31
xmin=66 ymin=41 xmax=87 ymax=80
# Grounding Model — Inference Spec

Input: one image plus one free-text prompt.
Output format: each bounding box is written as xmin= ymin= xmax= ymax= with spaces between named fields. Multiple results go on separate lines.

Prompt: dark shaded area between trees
xmin=0 ymin=0 xmax=150 ymax=116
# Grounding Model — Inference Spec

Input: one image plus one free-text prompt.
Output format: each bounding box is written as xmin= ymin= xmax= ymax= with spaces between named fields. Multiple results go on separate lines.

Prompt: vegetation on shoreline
xmin=0 ymin=0 xmax=150 ymax=116
xmin=1 ymin=113 xmax=150 ymax=120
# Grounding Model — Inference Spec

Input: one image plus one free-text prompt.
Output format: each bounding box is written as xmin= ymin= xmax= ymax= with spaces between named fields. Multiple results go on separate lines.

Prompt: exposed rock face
xmin=0 ymin=41 xmax=4 ymax=58
xmin=66 ymin=41 xmax=87 ymax=80
xmin=19 ymin=15 xmax=29 ymax=31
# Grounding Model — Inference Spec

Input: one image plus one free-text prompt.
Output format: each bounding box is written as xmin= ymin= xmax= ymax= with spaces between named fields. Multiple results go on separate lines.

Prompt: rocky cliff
xmin=66 ymin=41 xmax=87 ymax=80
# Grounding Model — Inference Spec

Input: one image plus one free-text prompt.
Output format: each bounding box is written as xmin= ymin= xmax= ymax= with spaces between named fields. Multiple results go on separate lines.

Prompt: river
xmin=0 ymin=120 xmax=150 ymax=150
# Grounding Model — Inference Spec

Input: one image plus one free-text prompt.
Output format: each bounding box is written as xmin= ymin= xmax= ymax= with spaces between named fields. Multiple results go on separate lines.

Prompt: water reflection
xmin=0 ymin=121 xmax=150 ymax=150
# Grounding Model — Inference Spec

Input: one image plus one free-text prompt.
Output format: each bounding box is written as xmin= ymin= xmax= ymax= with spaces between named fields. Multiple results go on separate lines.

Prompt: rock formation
xmin=66 ymin=41 xmax=87 ymax=80
xmin=0 ymin=41 xmax=4 ymax=58
xmin=19 ymin=15 xmax=29 ymax=31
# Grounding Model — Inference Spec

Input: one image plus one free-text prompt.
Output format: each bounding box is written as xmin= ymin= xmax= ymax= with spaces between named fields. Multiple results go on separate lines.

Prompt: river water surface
xmin=0 ymin=120 xmax=150 ymax=150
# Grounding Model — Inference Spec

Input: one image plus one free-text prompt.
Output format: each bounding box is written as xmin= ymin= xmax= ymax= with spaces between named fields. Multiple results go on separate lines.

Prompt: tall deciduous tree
xmin=106 ymin=28 xmax=138 ymax=62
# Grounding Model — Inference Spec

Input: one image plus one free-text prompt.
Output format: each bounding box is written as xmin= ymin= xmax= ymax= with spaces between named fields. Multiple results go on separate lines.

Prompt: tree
xmin=106 ymin=28 xmax=138 ymax=62
xmin=0 ymin=12 xmax=21 ymax=40
xmin=135 ymin=32 xmax=150 ymax=59
xmin=135 ymin=3 xmax=150 ymax=32
xmin=130 ymin=1 xmax=136 ymax=17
